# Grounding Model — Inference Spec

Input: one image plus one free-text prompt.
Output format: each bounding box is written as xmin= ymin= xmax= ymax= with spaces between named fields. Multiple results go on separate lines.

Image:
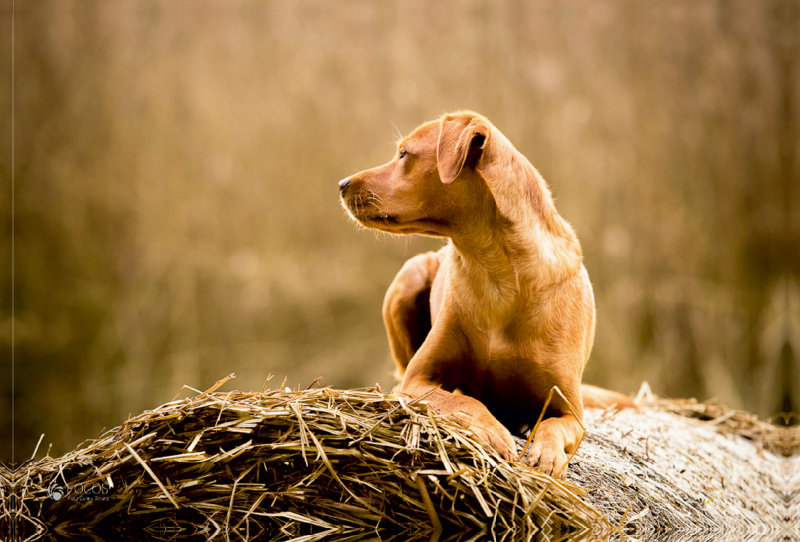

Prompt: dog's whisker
xmin=390 ymin=121 xmax=404 ymax=144
xmin=368 ymin=190 xmax=385 ymax=206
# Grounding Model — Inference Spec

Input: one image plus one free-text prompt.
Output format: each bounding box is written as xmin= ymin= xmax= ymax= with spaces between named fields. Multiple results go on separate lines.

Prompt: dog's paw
xmin=526 ymin=439 xmax=569 ymax=480
xmin=470 ymin=419 xmax=518 ymax=462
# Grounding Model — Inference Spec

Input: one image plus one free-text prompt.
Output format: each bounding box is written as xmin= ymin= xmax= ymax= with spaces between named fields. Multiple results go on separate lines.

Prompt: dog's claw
xmin=527 ymin=440 xmax=569 ymax=479
xmin=469 ymin=421 xmax=517 ymax=462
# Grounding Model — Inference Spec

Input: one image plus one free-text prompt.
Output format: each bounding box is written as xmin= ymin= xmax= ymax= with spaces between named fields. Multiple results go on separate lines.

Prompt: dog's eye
xmin=398 ymin=150 xmax=407 ymax=160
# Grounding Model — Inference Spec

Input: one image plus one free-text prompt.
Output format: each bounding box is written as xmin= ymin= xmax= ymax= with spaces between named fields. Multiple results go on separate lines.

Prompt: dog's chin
xmin=340 ymin=198 xmax=445 ymax=237
xmin=356 ymin=213 xmax=446 ymax=237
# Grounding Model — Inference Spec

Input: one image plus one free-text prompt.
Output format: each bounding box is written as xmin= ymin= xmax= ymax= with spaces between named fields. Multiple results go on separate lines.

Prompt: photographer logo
xmin=47 ymin=477 xmax=112 ymax=502
xmin=47 ymin=480 xmax=68 ymax=501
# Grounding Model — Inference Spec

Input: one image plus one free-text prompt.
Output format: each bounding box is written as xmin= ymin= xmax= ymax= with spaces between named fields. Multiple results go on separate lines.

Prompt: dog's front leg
xmin=527 ymin=408 xmax=584 ymax=480
xmin=398 ymin=318 xmax=518 ymax=461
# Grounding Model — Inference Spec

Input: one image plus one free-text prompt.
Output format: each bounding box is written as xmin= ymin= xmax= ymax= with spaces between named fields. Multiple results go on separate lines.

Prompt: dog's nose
xmin=338 ymin=177 xmax=351 ymax=194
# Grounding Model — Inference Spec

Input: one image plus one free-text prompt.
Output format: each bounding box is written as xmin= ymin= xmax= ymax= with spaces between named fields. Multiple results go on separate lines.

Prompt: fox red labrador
xmin=339 ymin=111 xmax=634 ymax=478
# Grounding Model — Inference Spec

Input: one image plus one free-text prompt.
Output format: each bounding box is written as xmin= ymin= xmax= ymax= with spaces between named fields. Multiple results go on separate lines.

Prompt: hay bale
xmin=14 ymin=375 xmax=609 ymax=542
xmin=560 ymin=403 xmax=799 ymax=541
xmin=11 ymin=376 xmax=798 ymax=541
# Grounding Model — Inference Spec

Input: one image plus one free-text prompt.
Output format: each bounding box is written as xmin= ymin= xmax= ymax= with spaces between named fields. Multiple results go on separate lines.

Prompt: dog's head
xmin=339 ymin=111 xmax=553 ymax=238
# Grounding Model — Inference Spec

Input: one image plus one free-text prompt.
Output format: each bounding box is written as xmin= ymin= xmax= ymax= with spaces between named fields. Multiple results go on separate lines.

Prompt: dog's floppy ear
xmin=437 ymin=113 xmax=489 ymax=184
xmin=437 ymin=111 xmax=555 ymax=225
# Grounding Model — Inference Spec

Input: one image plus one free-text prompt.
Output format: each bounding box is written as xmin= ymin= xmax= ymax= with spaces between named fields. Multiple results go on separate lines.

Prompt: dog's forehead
xmin=401 ymin=121 xmax=440 ymax=151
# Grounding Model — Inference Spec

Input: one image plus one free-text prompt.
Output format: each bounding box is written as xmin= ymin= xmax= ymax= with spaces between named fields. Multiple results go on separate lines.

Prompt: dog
xmin=339 ymin=111 xmax=635 ymax=478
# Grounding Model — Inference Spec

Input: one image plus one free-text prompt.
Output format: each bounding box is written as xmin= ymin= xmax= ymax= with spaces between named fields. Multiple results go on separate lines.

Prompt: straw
xmin=12 ymin=377 xmax=610 ymax=541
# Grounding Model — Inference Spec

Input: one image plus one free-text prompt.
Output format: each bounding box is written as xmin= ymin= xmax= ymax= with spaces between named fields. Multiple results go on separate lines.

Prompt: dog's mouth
xmin=363 ymin=214 xmax=399 ymax=224
xmin=341 ymin=193 xmax=445 ymax=236
xmin=361 ymin=214 xmax=445 ymax=237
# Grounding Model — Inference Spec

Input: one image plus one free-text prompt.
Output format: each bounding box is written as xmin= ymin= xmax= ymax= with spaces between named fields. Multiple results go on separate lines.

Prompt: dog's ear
xmin=438 ymin=112 xmax=557 ymax=227
xmin=437 ymin=114 xmax=488 ymax=184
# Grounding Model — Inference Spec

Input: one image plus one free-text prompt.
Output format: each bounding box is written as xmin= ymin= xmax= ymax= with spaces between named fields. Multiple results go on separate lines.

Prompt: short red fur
xmin=340 ymin=111 xmax=635 ymax=478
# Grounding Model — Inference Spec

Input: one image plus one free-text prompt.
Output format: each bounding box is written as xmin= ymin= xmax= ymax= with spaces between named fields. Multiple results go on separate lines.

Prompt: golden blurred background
xmin=2 ymin=0 xmax=798 ymax=464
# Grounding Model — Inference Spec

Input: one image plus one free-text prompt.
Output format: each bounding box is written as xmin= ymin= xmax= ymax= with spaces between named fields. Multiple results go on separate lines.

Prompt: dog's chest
xmin=478 ymin=328 xmax=534 ymax=367
xmin=449 ymin=256 xmax=552 ymax=361
xmin=461 ymin=305 xmax=544 ymax=366
xmin=454 ymin=281 xmax=519 ymax=332
xmin=457 ymin=288 xmax=544 ymax=358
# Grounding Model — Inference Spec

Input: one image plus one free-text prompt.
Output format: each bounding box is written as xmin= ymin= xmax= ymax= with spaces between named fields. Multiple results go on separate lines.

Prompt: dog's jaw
xmin=340 ymin=192 xmax=448 ymax=238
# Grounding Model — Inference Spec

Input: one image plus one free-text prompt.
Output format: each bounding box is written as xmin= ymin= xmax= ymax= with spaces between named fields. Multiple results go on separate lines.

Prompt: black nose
xmin=338 ymin=177 xmax=351 ymax=194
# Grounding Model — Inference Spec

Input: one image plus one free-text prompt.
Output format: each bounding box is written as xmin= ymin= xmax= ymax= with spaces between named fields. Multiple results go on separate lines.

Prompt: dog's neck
xmin=449 ymin=166 xmax=583 ymax=296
